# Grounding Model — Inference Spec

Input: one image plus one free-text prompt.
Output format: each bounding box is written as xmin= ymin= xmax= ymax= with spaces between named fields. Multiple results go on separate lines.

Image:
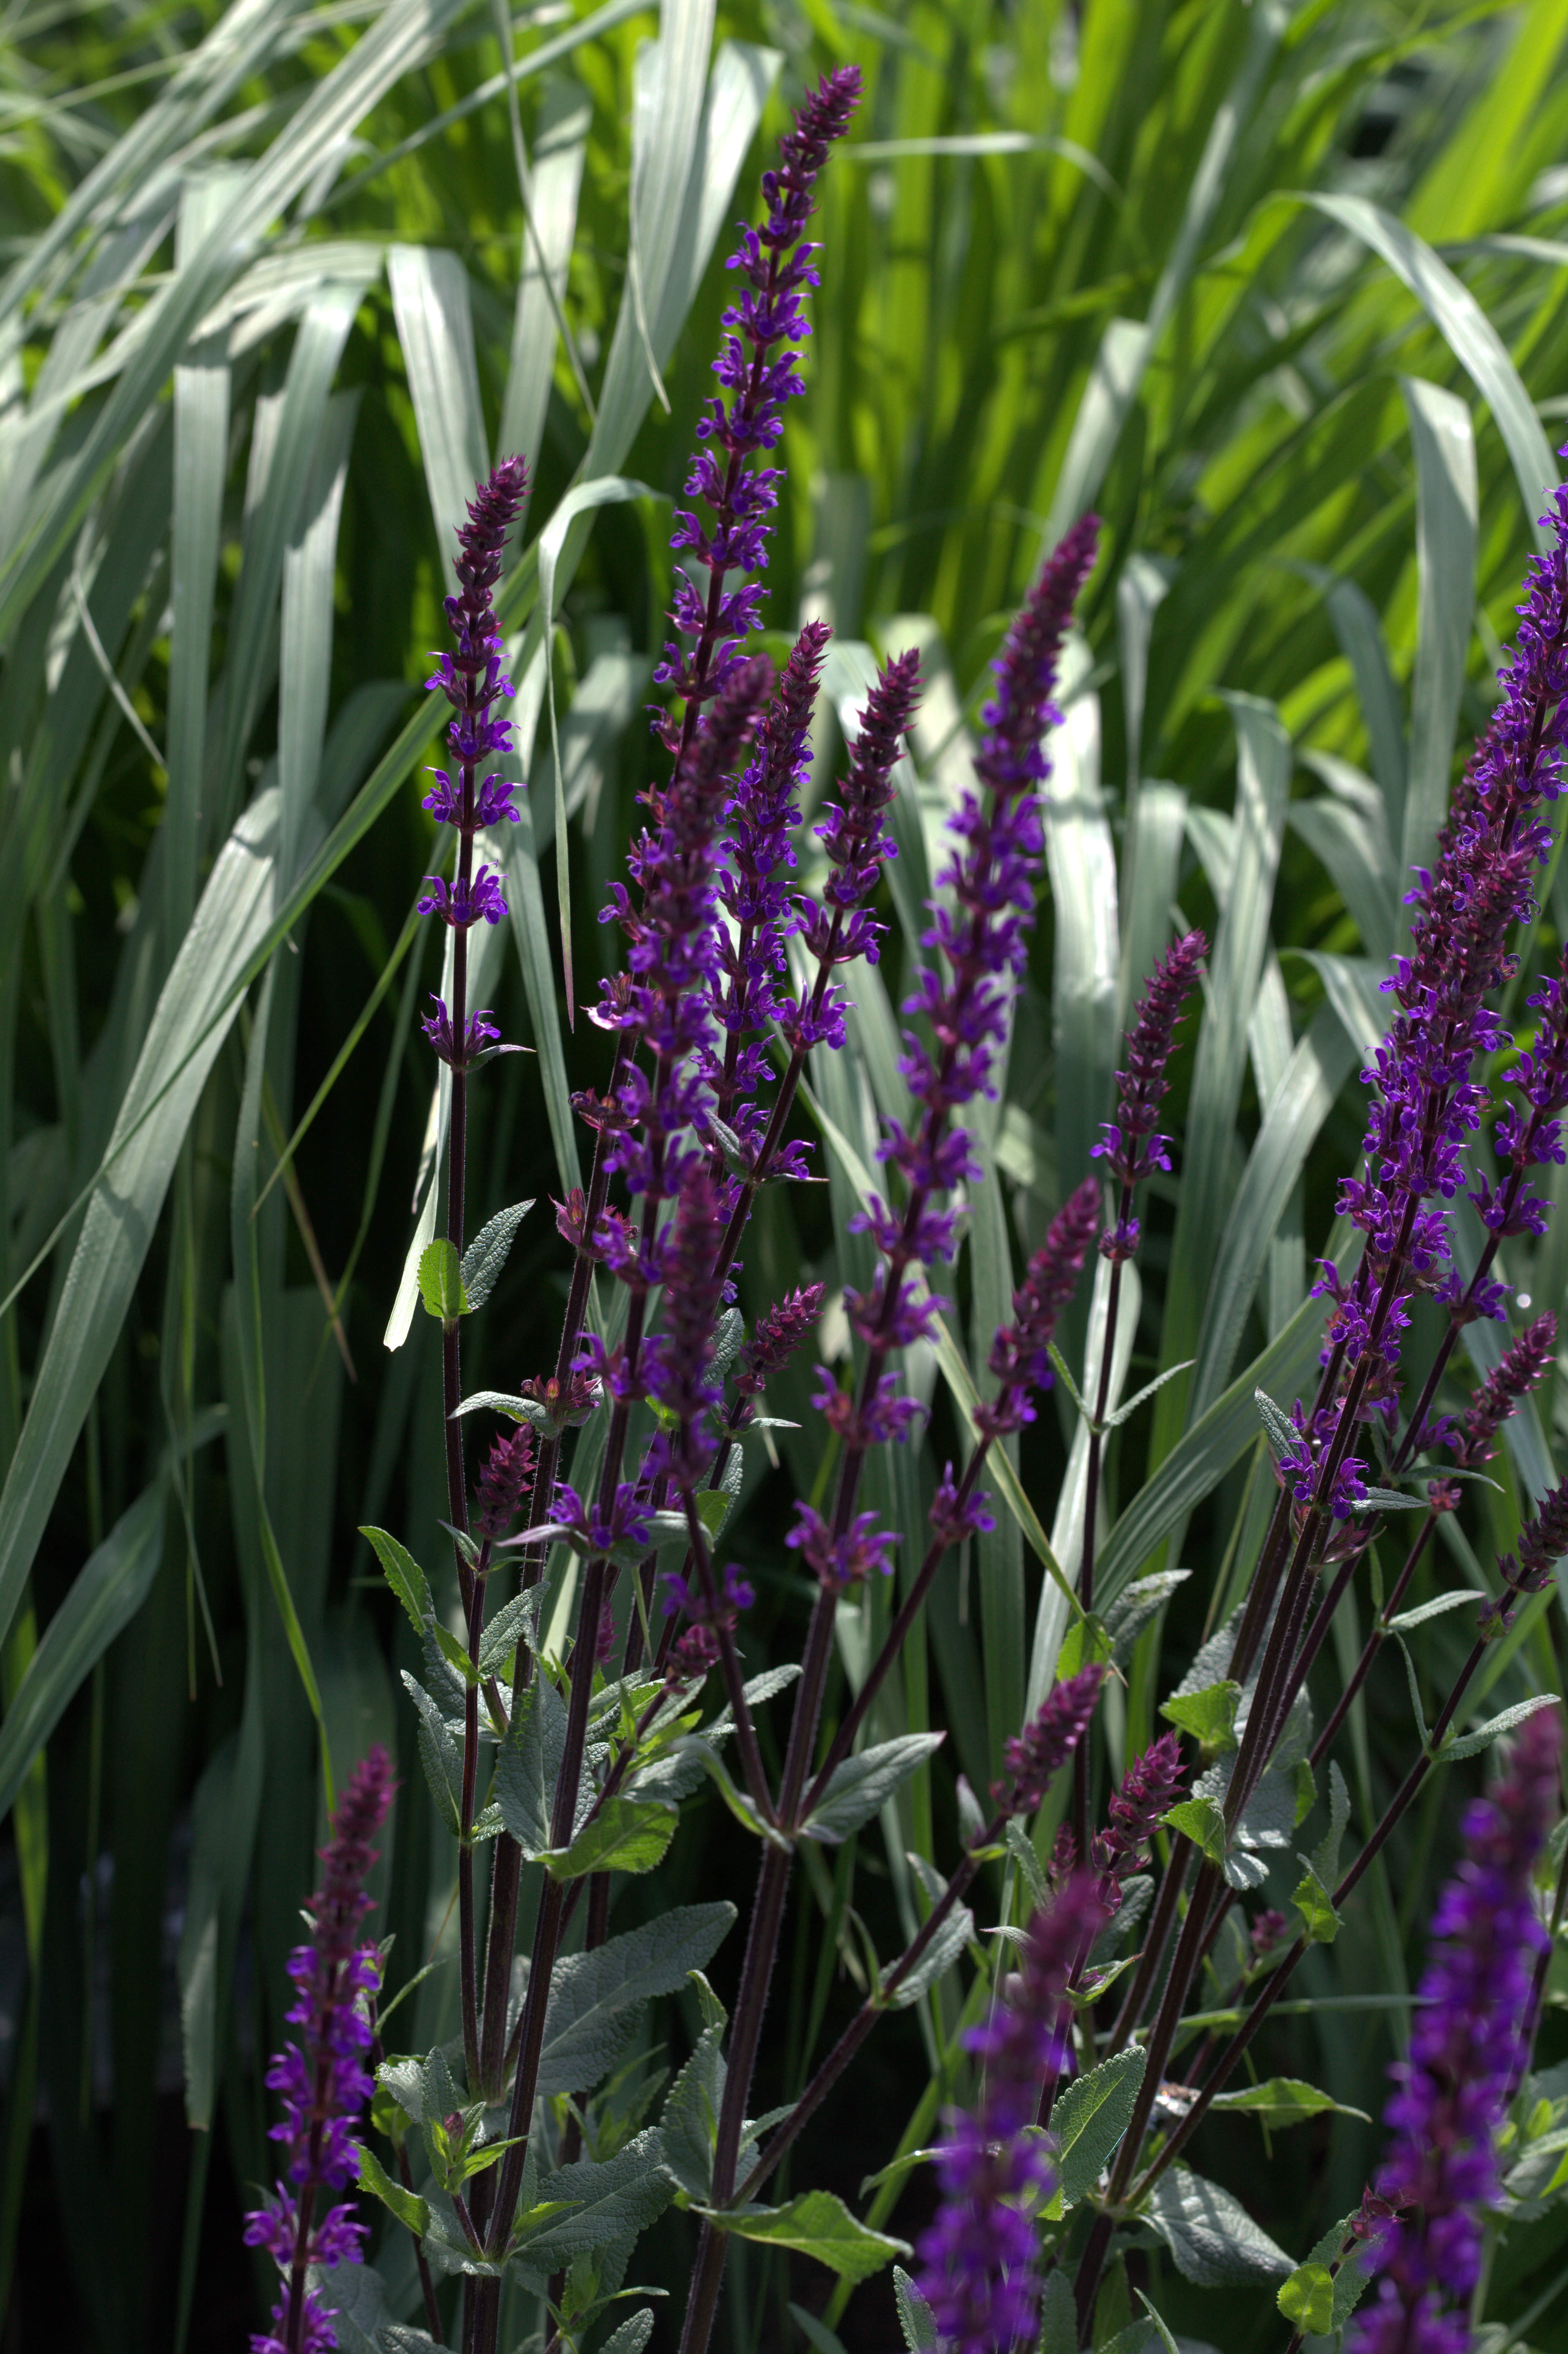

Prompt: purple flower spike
xmin=420 ymin=457 xmax=528 ymax=848
xmin=979 ymin=1176 xmax=1100 ymax=1437
xmin=916 ymin=1872 xmax=1109 ymax=2354
xmin=1093 ymin=928 xmax=1207 ymax=1261
xmin=1350 ymin=1707 xmax=1562 ymax=2353
xmin=655 ymin=70 xmax=861 ymax=749
xmin=1090 ymin=1730 xmax=1185 ymax=1909
xmin=420 ymin=994 xmax=501 ymax=1068
xmin=997 ymin=1666 xmax=1105 ymax=1817
xmin=734 ymin=1284 xmax=826 ymax=1397
xmin=647 ymin=1162 xmax=726 ymax=1482
xmin=475 ymin=1423 xmax=536 ymax=1541
xmin=1448 ymin=1311 xmax=1556 ymax=1467
xmin=244 ymin=1748 xmax=396 ymax=2354
xmin=1479 ymin=1475 xmax=1568 ymax=1639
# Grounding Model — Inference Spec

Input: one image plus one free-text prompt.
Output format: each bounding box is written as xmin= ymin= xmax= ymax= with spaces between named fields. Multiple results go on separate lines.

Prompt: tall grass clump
xmin=8 ymin=5 xmax=1568 ymax=2354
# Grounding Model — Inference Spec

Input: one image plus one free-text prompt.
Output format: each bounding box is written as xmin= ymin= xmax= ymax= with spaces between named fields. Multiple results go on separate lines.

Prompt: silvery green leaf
xmin=1053 ymin=2046 xmax=1146 ymax=2209
xmin=1104 ymin=1569 xmax=1191 ymax=1666
xmin=709 ymin=1305 xmax=745 ymax=1378
xmin=893 ymin=2266 xmax=939 ymax=2352
xmin=308 ymin=2255 xmax=390 ymax=2354
xmin=510 ymin=2130 xmax=674 ymax=2266
xmin=451 ymin=1388 xmax=553 ymax=1429
xmin=477 ymin=1585 xmax=542 ymax=1679
xmin=597 ymin=2315 xmax=655 ymax=2354
xmin=1005 ymin=1817 xmax=1048 ymax=1909
xmin=1349 ymin=1483 xmax=1427 ymax=1512
xmin=494 ymin=1669 xmax=574 ymax=1858
xmin=880 ymin=1901 xmax=973 ymax=2008
xmin=1438 ymin=1692 xmax=1562 ymax=1764
xmin=459 ymin=1197 xmax=536 ymax=1311
xmin=1145 ymin=2167 xmax=1296 ymax=2284
xmin=1388 ymin=1589 xmax=1477 ymax=1633
xmin=401 ymin=1671 xmax=462 ymax=1835
xmin=1105 ymin=1357 xmax=1195 ymax=1430
xmin=537 ymin=1902 xmax=736 ymax=2098
xmin=799 ymin=1734 xmax=945 ymax=1845
xmin=1253 ymin=1386 xmax=1299 ymax=1464
xmin=1091 ymin=1872 xmax=1152 ymax=1963
xmin=661 ymin=2022 xmax=727 ymax=2199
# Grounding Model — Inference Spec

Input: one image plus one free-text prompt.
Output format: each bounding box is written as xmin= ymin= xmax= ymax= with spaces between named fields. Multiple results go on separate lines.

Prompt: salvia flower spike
xmin=1349 ymin=1708 xmax=1561 ymax=2351
xmin=915 ymin=1872 xmax=1108 ymax=2354
xmin=1093 ymin=927 xmax=1207 ymax=1262
xmin=654 ymin=69 xmax=861 ymax=755
xmin=244 ymin=1747 xmax=395 ymax=2354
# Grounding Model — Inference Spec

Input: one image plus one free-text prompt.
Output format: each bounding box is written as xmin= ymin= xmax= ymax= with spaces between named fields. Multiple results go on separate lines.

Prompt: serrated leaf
xmin=494 ymin=1669 xmax=571 ymax=1858
xmin=1388 ymin=1589 xmax=1477 ymax=1633
xmin=661 ymin=2022 xmax=726 ymax=2198
xmin=892 ymin=2265 xmax=938 ymax=2352
xmin=460 ymin=1197 xmax=535 ymax=1311
xmin=547 ymin=1796 xmax=677 ymax=1881
xmin=598 ymin=2315 xmax=654 ymax=2354
xmin=1254 ymin=1386 xmax=1299 ymax=1464
xmin=1163 ymin=1795 xmax=1227 ymax=1864
xmin=358 ymin=2143 xmax=428 ymax=2236
xmin=1297 ymin=2212 xmax=1381 ymax=2331
xmin=1103 ymin=1570 xmax=1191 ymax=1667
xmin=451 ymin=1388 xmax=555 ymax=1428
xmin=310 ymin=2256 xmax=392 ymax=2354
xmin=1210 ymin=2077 xmax=1369 ymax=2128
xmin=509 ymin=2130 xmax=673 ymax=2267
xmin=361 ymin=1524 xmax=432 ymax=1634
xmin=1277 ymin=2265 xmax=1334 ymax=2334
xmin=1005 ymin=1818 xmax=1048 ymax=1909
xmin=537 ymin=1902 xmax=735 ymax=2099
xmin=1052 ymin=2047 xmax=1147 ymax=2209
xmin=1160 ymin=1680 xmax=1241 ymax=1754
xmin=477 ymin=1585 xmax=542 ymax=1680
xmin=418 ymin=1235 xmax=468 ymax=1320
xmin=1055 ymin=1613 xmax=1113 ymax=1680
xmin=721 ymin=2190 xmax=909 ymax=2282
xmin=401 ymin=1671 xmax=463 ymax=1835
xmin=1105 ymin=1357 xmax=1195 ymax=1429
xmin=1037 ymin=2271 xmax=1077 ymax=2354
xmin=880 ymin=1901 xmax=973 ymax=2009
xmin=1145 ymin=2168 xmax=1295 ymax=2284
xmin=1437 ymin=1692 xmax=1561 ymax=1764
xmin=799 ymin=1734 xmax=945 ymax=1845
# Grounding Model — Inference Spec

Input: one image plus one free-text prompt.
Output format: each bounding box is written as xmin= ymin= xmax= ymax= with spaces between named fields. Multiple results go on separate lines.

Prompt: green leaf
xmin=358 ymin=2143 xmax=428 ymax=2237
xmin=0 ymin=1480 xmax=168 ymax=1825
xmin=494 ymin=1670 xmax=570 ymax=1859
xmin=418 ymin=1236 xmax=467 ymax=1321
xmin=1387 ymin=1589 xmax=1478 ymax=1633
xmin=880 ymin=1901 xmax=973 ymax=2010
xmin=1437 ymin=1692 xmax=1561 ymax=1764
xmin=1294 ymin=2214 xmax=1382 ymax=2332
xmin=892 ymin=2265 xmax=938 ymax=2352
xmin=459 ymin=1198 xmax=535 ymax=1312
xmin=1055 ymin=1614 xmax=1113 ymax=1680
xmin=1159 ymin=1680 xmax=1241 ymax=1755
xmin=661 ymin=2022 xmax=726 ymax=2199
xmin=1144 ymin=2167 xmax=1296 ymax=2285
xmin=789 ymin=2304 xmax=851 ymax=2354
xmin=1162 ymin=1795 xmax=1228 ymax=1866
xmin=509 ymin=2130 xmax=674 ymax=2268
xmin=1052 ymin=2047 xmax=1147 ymax=2209
xmin=1038 ymin=2272 xmax=1078 ymax=2354
xmin=402 ymin=1673 xmax=463 ymax=1837
xmin=537 ymin=1902 xmax=735 ymax=2099
xmin=798 ymin=1734 xmax=945 ymax=1846
xmin=1005 ymin=1818 xmax=1048 ymax=1909
xmin=1103 ymin=1571 xmax=1191 ymax=1666
xmin=547 ymin=1797 xmax=678 ymax=1881
xmin=1210 ymin=2078 xmax=1369 ymax=2128
xmin=721 ymin=2190 xmax=909 ymax=2282
xmin=359 ymin=1524 xmax=433 ymax=1635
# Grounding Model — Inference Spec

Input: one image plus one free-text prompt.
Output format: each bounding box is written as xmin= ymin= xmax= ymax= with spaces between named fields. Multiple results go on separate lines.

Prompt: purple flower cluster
xmin=830 ymin=521 xmax=1099 ymax=1468
xmin=1437 ymin=1311 xmax=1557 ymax=1467
xmin=647 ymin=1164 xmax=726 ymax=1482
xmin=734 ymin=1283 xmax=826 ymax=1397
xmin=978 ymin=1175 xmax=1100 ymax=1437
xmin=1089 ymin=1730 xmax=1185 ymax=1911
xmin=709 ymin=623 xmax=828 ymax=1171
xmin=786 ymin=1501 xmax=898 ymax=1592
xmin=1310 ymin=455 xmax=1568 ymax=1450
xmin=996 ymin=1665 xmax=1104 ymax=1817
xmin=1092 ymin=929 xmax=1207 ymax=1261
xmin=654 ymin=69 xmax=861 ymax=747
xmin=916 ymin=1872 xmax=1108 ymax=2354
xmin=1477 ymin=956 xmax=1568 ymax=1236
xmin=1350 ymin=1708 xmax=1561 ymax=2354
xmin=475 ymin=1423 xmax=536 ymax=1542
xmin=417 ymin=458 xmax=529 ymax=1012
xmin=785 ymin=651 xmax=923 ymax=1055
xmin=244 ymin=1748 xmax=395 ymax=2354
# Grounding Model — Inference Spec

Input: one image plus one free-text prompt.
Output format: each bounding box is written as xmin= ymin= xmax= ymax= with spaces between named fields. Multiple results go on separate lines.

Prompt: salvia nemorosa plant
xmin=244 ymin=65 xmax=1568 ymax=2354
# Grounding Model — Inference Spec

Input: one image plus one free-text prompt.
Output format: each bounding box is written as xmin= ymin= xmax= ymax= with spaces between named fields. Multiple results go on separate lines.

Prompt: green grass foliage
xmin=5 ymin=0 xmax=1568 ymax=2346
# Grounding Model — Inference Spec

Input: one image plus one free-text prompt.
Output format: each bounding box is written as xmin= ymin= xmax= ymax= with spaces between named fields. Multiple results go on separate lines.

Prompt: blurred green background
xmin=5 ymin=0 xmax=1568 ymax=2347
